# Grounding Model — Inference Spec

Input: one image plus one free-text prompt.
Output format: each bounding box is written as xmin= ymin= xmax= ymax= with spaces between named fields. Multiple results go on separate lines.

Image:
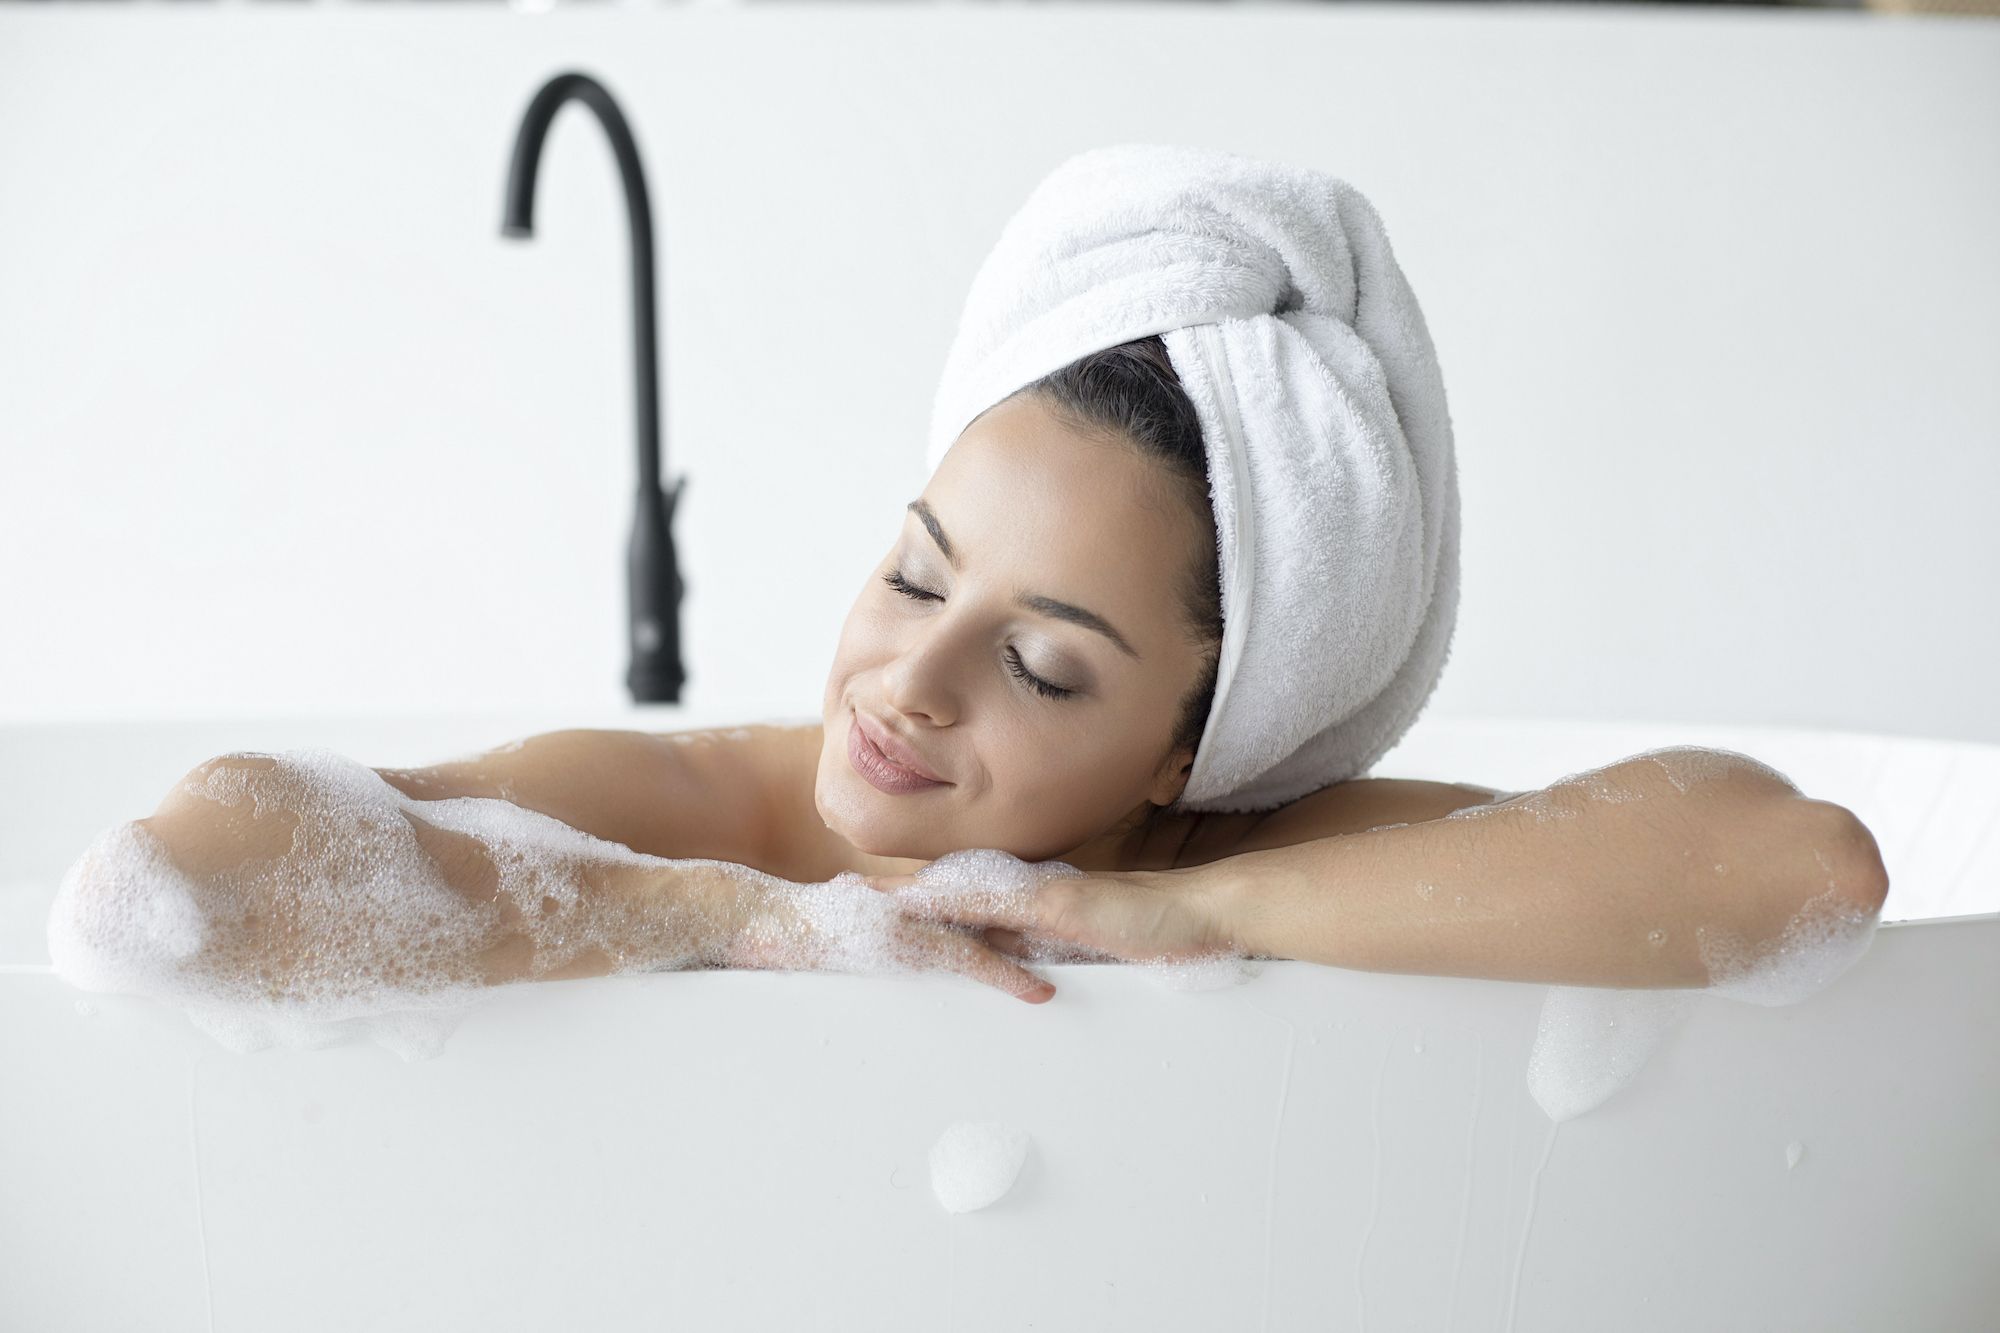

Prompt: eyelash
xmin=880 ymin=569 xmax=1077 ymax=701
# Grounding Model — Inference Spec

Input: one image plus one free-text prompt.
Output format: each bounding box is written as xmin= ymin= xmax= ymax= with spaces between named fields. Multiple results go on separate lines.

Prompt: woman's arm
xmin=1204 ymin=748 xmax=1890 ymax=988
xmin=374 ymin=726 xmax=785 ymax=869
xmin=133 ymin=751 xmax=747 ymax=993
xmin=100 ymin=743 xmax=1053 ymax=1004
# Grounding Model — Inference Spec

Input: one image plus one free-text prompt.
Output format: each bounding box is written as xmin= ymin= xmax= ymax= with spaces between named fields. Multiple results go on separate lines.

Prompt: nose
xmin=879 ymin=617 xmax=968 ymax=727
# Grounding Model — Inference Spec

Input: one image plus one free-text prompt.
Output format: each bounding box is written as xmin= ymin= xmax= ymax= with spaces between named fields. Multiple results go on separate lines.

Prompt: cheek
xmin=822 ymin=596 xmax=910 ymax=728
xmin=839 ymin=587 xmax=902 ymax=656
xmin=826 ymin=596 xmax=885 ymax=681
xmin=984 ymin=720 xmax=1133 ymax=821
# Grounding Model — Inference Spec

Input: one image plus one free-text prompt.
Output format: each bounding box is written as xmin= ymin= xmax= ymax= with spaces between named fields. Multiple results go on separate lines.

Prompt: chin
xmin=813 ymin=746 xmax=929 ymax=860
xmin=826 ymin=800 xmax=944 ymax=862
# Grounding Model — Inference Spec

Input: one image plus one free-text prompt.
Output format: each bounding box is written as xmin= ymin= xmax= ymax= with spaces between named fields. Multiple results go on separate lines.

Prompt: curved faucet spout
xmin=502 ymin=71 xmax=686 ymax=704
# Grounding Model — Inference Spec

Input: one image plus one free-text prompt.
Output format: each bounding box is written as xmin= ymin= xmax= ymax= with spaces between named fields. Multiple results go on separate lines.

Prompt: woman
xmin=118 ymin=331 xmax=1887 ymax=1016
xmin=74 ymin=147 xmax=1888 ymax=1021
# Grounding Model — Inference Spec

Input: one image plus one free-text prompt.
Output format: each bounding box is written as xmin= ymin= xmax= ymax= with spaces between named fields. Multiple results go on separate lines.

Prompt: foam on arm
xmin=46 ymin=748 xmax=743 ymax=1060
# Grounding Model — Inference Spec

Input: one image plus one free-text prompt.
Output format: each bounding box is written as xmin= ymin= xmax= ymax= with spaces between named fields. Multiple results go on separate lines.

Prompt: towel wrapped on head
xmin=926 ymin=143 xmax=1460 ymax=815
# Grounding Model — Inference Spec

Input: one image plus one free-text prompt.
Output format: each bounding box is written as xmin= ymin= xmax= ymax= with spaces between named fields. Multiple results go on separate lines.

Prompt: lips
xmin=857 ymin=712 xmax=946 ymax=781
xmin=849 ymin=709 xmax=949 ymax=794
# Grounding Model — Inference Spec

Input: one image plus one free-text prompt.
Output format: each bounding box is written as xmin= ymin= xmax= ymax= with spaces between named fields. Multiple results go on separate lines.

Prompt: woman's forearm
xmin=1207 ymin=751 xmax=1890 ymax=988
xmin=376 ymin=805 xmax=742 ymax=988
xmin=98 ymin=751 xmax=745 ymax=1000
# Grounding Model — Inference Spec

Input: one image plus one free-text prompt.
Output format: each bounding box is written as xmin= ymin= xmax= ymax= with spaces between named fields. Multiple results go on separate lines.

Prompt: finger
xmin=983 ymin=926 xmax=1030 ymax=959
xmin=924 ymin=926 xmax=1056 ymax=1004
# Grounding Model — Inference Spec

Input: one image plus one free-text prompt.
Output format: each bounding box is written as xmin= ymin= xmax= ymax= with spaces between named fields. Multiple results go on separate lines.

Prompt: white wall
xmin=3 ymin=4 xmax=1995 ymax=741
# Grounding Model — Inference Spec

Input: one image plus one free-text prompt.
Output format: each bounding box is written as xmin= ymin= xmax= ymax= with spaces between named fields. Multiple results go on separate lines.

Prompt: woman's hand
xmin=857 ymin=852 xmax=1244 ymax=974
xmin=702 ymin=864 xmax=1061 ymax=1005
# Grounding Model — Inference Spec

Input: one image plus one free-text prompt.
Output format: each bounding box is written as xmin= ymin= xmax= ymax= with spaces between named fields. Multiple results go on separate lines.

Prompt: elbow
xmin=1694 ymin=760 xmax=1889 ymax=921
xmin=1799 ymin=799 xmax=1890 ymax=918
xmin=1715 ymin=791 xmax=1890 ymax=952
xmin=1691 ymin=752 xmax=1889 ymax=921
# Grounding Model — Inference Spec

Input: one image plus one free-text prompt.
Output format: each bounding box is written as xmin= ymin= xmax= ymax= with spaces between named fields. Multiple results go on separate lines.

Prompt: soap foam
xmin=47 ymin=820 xmax=209 ymax=994
xmin=46 ymin=751 xmax=1261 ymax=1060
xmin=1633 ymin=745 xmax=1799 ymax=797
xmin=1527 ymin=884 xmax=1880 ymax=1122
xmin=894 ymin=848 xmax=1263 ymax=991
xmin=1695 ymin=885 xmax=1879 ymax=1007
xmin=1432 ymin=747 xmax=1858 ymax=1122
xmin=929 ymin=1120 xmax=1031 ymax=1214
xmin=1526 ymin=986 xmax=1702 ymax=1122
xmin=47 ymin=748 xmax=717 ymax=1059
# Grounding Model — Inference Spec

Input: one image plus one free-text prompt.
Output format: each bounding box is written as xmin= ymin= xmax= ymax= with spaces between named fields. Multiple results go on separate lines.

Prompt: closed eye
xmin=880 ymin=569 xmax=1076 ymax=701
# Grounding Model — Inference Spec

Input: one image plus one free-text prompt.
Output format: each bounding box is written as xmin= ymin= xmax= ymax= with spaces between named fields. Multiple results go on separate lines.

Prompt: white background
xmin=3 ymin=4 xmax=1995 ymax=741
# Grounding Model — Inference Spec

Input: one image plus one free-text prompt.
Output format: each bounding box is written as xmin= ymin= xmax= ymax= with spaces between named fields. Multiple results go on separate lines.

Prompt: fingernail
xmin=1027 ymin=981 xmax=1056 ymax=1003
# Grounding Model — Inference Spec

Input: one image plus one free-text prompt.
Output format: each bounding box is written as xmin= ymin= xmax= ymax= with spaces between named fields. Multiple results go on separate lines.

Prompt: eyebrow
xmin=906 ymin=499 xmax=1142 ymax=661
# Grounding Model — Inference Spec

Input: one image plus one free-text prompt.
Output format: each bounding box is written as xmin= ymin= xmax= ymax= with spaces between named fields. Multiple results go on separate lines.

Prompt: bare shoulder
xmin=1197 ymin=777 xmax=1516 ymax=863
xmin=638 ymin=722 xmax=821 ymax=872
xmin=376 ymin=722 xmax=811 ymax=873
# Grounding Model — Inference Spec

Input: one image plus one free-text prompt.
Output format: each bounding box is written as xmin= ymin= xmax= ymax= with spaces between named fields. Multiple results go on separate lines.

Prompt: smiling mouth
xmin=848 ymin=711 xmax=948 ymax=795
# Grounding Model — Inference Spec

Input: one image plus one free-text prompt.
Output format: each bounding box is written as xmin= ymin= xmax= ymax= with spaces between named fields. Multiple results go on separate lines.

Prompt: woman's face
xmin=816 ymin=392 xmax=1212 ymax=864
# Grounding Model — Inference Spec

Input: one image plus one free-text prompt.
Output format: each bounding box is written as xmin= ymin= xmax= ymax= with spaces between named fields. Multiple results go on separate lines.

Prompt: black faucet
xmin=501 ymin=71 xmax=687 ymax=704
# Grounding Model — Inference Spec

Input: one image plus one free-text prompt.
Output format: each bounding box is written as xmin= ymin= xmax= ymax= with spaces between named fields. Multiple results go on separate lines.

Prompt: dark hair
xmin=1016 ymin=335 xmax=1224 ymax=824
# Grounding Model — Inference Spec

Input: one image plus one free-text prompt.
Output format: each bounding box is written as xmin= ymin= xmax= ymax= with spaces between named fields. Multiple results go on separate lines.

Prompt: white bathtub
xmin=2 ymin=710 xmax=1994 ymax=1330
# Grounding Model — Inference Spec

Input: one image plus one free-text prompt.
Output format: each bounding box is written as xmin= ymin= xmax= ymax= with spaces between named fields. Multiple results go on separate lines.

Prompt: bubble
xmin=1527 ymin=883 xmax=1880 ymax=1122
xmin=894 ymin=849 xmax=1261 ymax=990
xmin=1497 ymin=787 xmax=1578 ymax=822
xmin=1697 ymin=886 xmax=1878 ymax=1007
xmin=1443 ymin=800 xmax=1510 ymax=822
xmin=1785 ymin=1140 xmax=1805 ymax=1170
xmin=929 ymin=1121 xmax=1031 ymax=1214
xmin=46 ymin=754 xmax=1272 ymax=1060
xmin=1571 ymin=772 xmax=1645 ymax=804
xmin=47 ymin=822 xmax=209 ymax=993
xmin=1146 ymin=953 xmax=1264 ymax=992
xmin=1527 ymin=987 xmax=1701 ymax=1122
xmin=1631 ymin=746 xmax=1799 ymax=797
xmin=45 ymin=748 xmax=752 ymax=1060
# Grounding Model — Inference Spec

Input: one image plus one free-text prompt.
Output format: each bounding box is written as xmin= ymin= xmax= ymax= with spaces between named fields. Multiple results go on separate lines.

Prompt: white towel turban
xmin=925 ymin=144 xmax=1460 ymax=815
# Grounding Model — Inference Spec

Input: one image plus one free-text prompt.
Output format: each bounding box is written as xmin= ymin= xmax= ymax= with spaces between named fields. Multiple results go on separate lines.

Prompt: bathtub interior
xmin=1 ymin=710 xmax=1996 ymax=1329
